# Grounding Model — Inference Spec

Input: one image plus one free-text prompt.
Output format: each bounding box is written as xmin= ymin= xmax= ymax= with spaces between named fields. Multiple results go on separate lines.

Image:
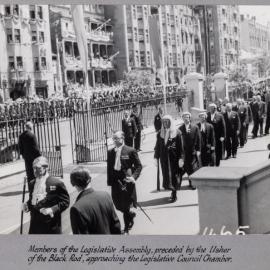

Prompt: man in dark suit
xmin=252 ymin=95 xmax=265 ymax=138
xmin=207 ymin=103 xmax=226 ymax=166
xmin=197 ymin=111 xmax=216 ymax=166
xmin=179 ymin=112 xmax=201 ymax=189
xmin=22 ymin=156 xmax=70 ymax=234
xmin=223 ymin=103 xmax=241 ymax=159
xmin=264 ymin=89 xmax=270 ymax=135
xmin=70 ymin=166 xmax=121 ymax=234
xmin=237 ymin=99 xmax=249 ymax=147
xmin=122 ymin=110 xmax=137 ymax=147
xmin=154 ymin=106 xmax=164 ymax=132
xmin=107 ymin=131 xmax=142 ymax=234
xmin=130 ymin=105 xmax=143 ymax=151
xmin=18 ymin=121 xmax=41 ymax=193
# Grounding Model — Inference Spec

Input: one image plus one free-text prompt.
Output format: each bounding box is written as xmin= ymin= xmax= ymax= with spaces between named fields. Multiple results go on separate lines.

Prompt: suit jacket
xmin=18 ymin=130 xmax=41 ymax=161
xmin=223 ymin=111 xmax=241 ymax=135
xmin=130 ymin=112 xmax=143 ymax=131
xmin=238 ymin=105 xmax=249 ymax=125
xmin=70 ymin=188 xmax=121 ymax=234
xmin=179 ymin=124 xmax=201 ymax=175
xmin=27 ymin=176 xmax=70 ymax=234
xmin=107 ymin=145 xmax=142 ymax=186
xmin=122 ymin=118 xmax=137 ymax=138
xmin=252 ymin=101 xmax=265 ymax=120
xmin=179 ymin=124 xmax=201 ymax=154
xmin=207 ymin=112 xmax=226 ymax=140
xmin=197 ymin=122 xmax=215 ymax=150
xmin=107 ymin=145 xmax=142 ymax=211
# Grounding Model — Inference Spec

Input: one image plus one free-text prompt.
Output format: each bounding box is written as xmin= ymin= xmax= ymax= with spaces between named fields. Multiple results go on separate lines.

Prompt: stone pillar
xmin=190 ymin=167 xmax=244 ymax=234
xmin=213 ymin=72 xmax=228 ymax=100
xmin=185 ymin=72 xmax=205 ymax=121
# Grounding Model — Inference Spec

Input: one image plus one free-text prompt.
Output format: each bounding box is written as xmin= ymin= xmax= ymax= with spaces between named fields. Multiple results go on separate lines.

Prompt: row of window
xmin=128 ymin=27 xmax=194 ymax=46
xmin=129 ymin=50 xmax=195 ymax=67
xmin=6 ymin=28 xmax=45 ymax=44
xmin=129 ymin=50 xmax=151 ymax=67
xmin=223 ymin=38 xmax=239 ymax=51
xmin=8 ymin=56 xmax=47 ymax=71
xmin=4 ymin=5 xmax=43 ymax=20
xmin=222 ymin=24 xmax=238 ymax=34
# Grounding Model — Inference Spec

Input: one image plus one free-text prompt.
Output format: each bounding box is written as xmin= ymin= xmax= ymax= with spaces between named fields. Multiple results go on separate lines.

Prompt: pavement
xmin=0 ymin=122 xmax=269 ymax=235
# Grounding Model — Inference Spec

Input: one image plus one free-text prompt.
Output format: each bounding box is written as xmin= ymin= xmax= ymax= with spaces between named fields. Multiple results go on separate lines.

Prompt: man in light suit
xmin=70 ymin=166 xmax=121 ymax=234
xmin=107 ymin=131 xmax=142 ymax=234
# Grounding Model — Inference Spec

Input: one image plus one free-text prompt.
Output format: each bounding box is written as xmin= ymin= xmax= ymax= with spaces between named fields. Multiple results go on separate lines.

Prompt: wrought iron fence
xmin=0 ymin=111 xmax=63 ymax=177
xmin=70 ymin=93 xmax=186 ymax=164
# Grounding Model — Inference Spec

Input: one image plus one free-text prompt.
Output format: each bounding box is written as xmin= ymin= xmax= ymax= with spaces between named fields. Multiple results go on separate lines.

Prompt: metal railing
xmin=70 ymin=93 xmax=186 ymax=163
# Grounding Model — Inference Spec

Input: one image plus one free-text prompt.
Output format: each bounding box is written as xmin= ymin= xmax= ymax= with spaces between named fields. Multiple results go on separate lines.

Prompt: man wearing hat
xmin=197 ymin=111 xmax=216 ymax=166
xmin=70 ymin=166 xmax=121 ymax=234
xmin=179 ymin=112 xmax=201 ymax=189
xmin=206 ymin=103 xmax=226 ymax=166
xmin=22 ymin=156 xmax=70 ymax=234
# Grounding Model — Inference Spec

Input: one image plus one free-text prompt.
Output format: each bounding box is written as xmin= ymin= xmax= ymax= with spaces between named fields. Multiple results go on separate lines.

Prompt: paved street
xmin=0 ymin=123 xmax=269 ymax=235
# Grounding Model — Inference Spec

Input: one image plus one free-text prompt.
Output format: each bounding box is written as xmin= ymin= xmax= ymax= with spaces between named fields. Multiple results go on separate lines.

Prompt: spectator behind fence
xmin=70 ymin=166 xmax=121 ymax=234
xmin=18 ymin=121 xmax=41 ymax=193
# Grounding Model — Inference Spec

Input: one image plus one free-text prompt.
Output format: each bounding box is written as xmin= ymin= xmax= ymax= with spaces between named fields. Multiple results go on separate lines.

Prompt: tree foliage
xmin=256 ymin=52 xmax=270 ymax=78
xmin=122 ymin=70 xmax=155 ymax=89
xmin=228 ymin=68 xmax=248 ymax=83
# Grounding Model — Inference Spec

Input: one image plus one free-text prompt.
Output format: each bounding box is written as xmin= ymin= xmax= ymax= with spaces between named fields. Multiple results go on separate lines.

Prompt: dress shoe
xmin=169 ymin=191 xmax=177 ymax=203
xmin=225 ymin=155 xmax=231 ymax=160
xmin=232 ymin=155 xmax=236 ymax=158
xmin=189 ymin=184 xmax=196 ymax=190
xmin=122 ymin=230 xmax=129 ymax=235
xmin=128 ymin=212 xmax=136 ymax=230
xmin=169 ymin=196 xmax=177 ymax=203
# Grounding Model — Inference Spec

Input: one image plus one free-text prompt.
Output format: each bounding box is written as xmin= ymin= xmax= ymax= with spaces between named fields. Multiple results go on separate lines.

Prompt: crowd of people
xmin=152 ymin=91 xmax=270 ymax=203
xmin=12 ymin=78 xmax=270 ymax=236
xmin=0 ymin=84 xmax=182 ymax=122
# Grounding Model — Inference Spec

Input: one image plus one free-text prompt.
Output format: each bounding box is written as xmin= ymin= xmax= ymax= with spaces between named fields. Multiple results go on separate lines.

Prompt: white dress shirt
xmin=31 ymin=173 xmax=49 ymax=206
xmin=211 ymin=113 xmax=216 ymax=121
xmin=114 ymin=144 xmax=124 ymax=171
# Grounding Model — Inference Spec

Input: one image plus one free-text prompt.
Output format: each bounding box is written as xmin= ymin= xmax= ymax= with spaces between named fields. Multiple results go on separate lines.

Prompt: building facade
xmin=0 ymin=4 xmax=54 ymax=100
xmin=240 ymin=14 xmax=270 ymax=55
xmin=194 ymin=5 xmax=241 ymax=75
xmin=50 ymin=4 xmax=117 ymax=92
xmin=106 ymin=5 xmax=197 ymax=84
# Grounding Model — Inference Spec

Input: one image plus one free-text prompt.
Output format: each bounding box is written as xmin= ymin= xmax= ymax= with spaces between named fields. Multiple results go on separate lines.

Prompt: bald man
xmin=18 ymin=121 xmax=41 ymax=192
xmin=107 ymin=131 xmax=142 ymax=234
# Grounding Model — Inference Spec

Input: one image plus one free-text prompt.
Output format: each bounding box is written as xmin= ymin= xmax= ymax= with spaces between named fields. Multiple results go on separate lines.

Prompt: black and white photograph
xmin=1 ymin=3 xmax=270 ymax=268
xmin=1 ymin=3 xmax=270 ymax=236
